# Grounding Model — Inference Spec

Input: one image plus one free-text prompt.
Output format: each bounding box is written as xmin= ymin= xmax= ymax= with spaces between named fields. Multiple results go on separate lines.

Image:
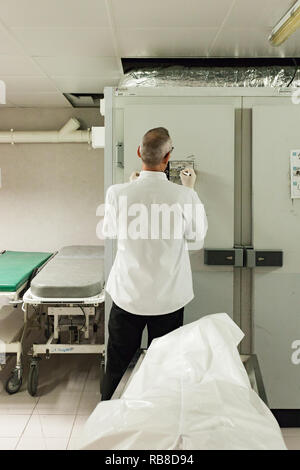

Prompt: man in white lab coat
xmin=101 ymin=127 xmax=208 ymax=399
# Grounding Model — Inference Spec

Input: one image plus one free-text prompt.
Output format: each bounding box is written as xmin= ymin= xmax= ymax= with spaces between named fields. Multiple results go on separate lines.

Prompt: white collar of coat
xmin=138 ymin=171 xmax=167 ymax=180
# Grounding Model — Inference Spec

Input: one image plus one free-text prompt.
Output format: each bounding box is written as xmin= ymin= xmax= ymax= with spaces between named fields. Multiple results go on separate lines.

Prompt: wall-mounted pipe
xmin=0 ymin=118 xmax=95 ymax=145
xmin=58 ymin=117 xmax=81 ymax=135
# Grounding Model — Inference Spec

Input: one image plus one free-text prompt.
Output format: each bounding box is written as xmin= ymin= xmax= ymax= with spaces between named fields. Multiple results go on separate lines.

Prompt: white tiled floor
xmin=0 ymin=354 xmax=300 ymax=450
xmin=0 ymin=355 xmax=100 ymax=450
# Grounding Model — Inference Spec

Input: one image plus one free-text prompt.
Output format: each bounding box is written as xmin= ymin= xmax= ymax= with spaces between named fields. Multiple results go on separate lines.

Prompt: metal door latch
xmin=204 ymin=248 xmax=244 ymax=267
xmin=246 ymin=249 xmax=283 ymax=268
xmin=204 ymin=248 xmax=283 ymax=268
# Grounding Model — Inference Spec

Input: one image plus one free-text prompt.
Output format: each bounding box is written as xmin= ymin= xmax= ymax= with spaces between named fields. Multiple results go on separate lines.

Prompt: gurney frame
xmin=23 ymin=289 xmax=105 ymax=396
xmin=0 ymin=284 xmax=30 ymax=394
xmin=0 ymin=252 xmax=55 ymax=395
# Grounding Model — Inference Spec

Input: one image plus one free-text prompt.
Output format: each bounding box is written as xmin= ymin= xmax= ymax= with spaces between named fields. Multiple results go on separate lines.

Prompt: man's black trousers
xmin=101 ymin=302 xmax=184 ymax=400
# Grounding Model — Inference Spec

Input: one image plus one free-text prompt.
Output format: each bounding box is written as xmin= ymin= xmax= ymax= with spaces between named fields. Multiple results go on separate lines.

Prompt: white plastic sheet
xmin=80 ymin=313 xmax=286 ymax=450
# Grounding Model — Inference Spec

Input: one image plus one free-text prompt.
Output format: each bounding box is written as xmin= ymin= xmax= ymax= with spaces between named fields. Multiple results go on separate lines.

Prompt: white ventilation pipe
xmin=58 ymin=117 xmax=81 ymax=135
xmin=0 ymin=118 xmax=92 ymax=144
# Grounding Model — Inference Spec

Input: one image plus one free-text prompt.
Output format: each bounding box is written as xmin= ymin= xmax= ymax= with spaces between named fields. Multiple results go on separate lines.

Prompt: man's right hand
xmin=180 ymin=168 xmax=196 ymax=189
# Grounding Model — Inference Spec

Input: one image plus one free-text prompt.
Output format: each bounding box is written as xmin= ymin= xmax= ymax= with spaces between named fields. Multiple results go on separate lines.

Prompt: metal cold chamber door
xmin=251 ymin=101 xmax=300 ymax=409
xmin=123 ymin=103 xmax=236 ymax=324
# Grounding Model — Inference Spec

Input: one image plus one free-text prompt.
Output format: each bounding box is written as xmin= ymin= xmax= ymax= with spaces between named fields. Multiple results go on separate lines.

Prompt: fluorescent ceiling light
xmin=269 ymin=0 xmax=300 ymax=46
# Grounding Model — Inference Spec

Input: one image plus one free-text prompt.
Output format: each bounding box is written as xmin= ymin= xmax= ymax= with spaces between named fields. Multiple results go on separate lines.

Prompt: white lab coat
xmin=103 ymin=170 xmax=208 ymax=315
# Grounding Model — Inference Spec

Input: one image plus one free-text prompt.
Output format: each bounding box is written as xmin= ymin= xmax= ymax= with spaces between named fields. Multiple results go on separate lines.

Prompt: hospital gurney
xmin=22 ymin=245 xmax=105 ymax=396
xmin=112 ymin=351 xmax=268 ymax=403
xmin=0 ymin=250 xmax=53 ymax=394
xmin=80 ymin=314 xmax=286 ymax=450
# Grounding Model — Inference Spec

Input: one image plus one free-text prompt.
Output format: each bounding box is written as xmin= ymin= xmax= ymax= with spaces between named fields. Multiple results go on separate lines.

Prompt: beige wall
xmin=0 ymin=108 xmax=104 ymax=252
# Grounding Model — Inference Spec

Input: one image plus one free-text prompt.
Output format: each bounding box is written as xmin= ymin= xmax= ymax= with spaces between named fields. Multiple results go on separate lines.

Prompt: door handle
xmin=115 ymin=142 xmax=124 ymax=168
xmin=204 ymin=249 xmax=244 ymax=267
xmin=204 ymin=248 xmax=283 ymax=268
xmin=246 ymin=249 xmax=283 ymax=268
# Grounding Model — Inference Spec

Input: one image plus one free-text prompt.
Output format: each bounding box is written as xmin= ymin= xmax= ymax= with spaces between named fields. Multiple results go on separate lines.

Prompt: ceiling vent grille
xmin=63 ymin=93 xmax=103 ymax=108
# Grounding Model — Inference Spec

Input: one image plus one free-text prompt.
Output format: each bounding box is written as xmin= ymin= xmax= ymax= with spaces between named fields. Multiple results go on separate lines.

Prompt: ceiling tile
xmin=210 ymin=28 xmax=285 ymax=57
xmin=52 ymin=76 xmax=121 ymax=93
xmin=111 ymin=0 xmax=234 ymax=28
xmin=0 ymin=0 xmax=109 ymax=27
xmin=7 ymin=92 xmax=71 ymax=107
xmin=34 ymin=56 xmax=121 ymax=77
xmin=117 ymin=28 xmax=218 ymax=57
xmin=0 ymin=76 xmax=58 ymax=93
xmin=0 ymin=27 xmax=25 ymax=55
xmin=11 ymin=28 xmax=116 ymax=57
xmin=224 ymin=0 xmax=295 ymax=28
xmin=0 ymin=56 xmax=44 ymax=75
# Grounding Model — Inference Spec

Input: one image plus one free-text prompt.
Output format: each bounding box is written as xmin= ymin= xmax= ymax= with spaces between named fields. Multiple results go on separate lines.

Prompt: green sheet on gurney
xmin=0 ymin=251 xmax=52 ymax=292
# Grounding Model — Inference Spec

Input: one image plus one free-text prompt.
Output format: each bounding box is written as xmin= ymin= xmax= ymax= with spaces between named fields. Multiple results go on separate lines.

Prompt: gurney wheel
xmin=27 ymin=360 xmax=39 ymax=397
xmin=5 ymin=369 xmax=23 ymax=395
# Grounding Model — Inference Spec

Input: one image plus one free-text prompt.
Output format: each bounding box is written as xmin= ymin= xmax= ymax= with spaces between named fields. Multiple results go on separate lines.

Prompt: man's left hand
xmin=129 ymin=171 xmax=140 ymax=182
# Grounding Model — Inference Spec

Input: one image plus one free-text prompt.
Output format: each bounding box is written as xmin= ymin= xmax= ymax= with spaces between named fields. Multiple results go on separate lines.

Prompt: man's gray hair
xmin=140 ymin=127 xmax=172 ymax=167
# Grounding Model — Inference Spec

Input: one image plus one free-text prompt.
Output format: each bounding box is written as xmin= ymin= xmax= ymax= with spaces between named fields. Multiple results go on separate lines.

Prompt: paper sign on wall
xmin=290 ymin=150 xmax=300 ymax=199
